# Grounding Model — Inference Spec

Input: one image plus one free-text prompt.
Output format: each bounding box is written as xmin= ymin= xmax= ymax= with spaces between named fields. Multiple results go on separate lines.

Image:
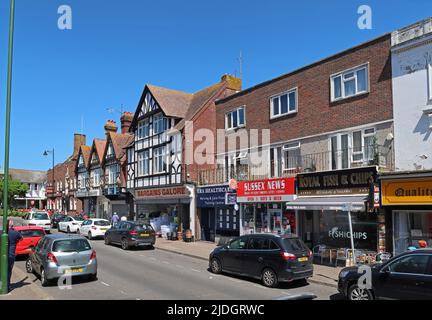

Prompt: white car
xmin=80 ymin=219 xmax=111 ymax=240
xmin=58 ymin=215 xmax=85 ymax=233
xmin=22 ymin=211 xmax=51 ymax=232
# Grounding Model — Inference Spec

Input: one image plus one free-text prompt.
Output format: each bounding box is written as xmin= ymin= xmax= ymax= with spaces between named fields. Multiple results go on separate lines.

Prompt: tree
xmin=0 ymin=178 xmax=28 ymax=209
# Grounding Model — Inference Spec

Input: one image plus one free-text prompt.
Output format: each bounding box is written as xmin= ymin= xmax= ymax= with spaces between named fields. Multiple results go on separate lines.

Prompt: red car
xmin=14 ymin=226 xmax=46 ymax=256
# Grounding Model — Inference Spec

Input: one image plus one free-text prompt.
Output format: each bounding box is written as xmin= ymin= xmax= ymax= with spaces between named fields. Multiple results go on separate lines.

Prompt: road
xmin=12 ymin=233 xmax=341 ymax=300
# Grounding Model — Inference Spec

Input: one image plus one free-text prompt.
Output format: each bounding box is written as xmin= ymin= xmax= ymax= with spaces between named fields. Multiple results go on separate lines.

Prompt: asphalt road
xmin=12 ymin=233 xmax=341 ymax=300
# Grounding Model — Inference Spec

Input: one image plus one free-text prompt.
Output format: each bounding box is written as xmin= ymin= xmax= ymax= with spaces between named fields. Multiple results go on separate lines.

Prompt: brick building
xmin=46 ymin=134 xmax=86 ymax=215
xmin=199 ymin=34 xmax=396 ymax=250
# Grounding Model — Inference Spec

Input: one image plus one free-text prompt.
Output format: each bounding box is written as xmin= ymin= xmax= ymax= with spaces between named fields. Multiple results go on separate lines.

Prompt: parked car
xmin=209 ymin=234 xmax=313 ymax=288
xmin=51 ymin=213 xmax=67 ymax=228
xmin=26 ymin=234 xmax=97 ymax=286
xmin=22 ymin=211 xmax=52 ymax=233
xmin=104 ymin=221 xmax=156 ymax=250
xmin=80 ymin=219 xmax=111 ymax=240
xmin=14 ymin=226 xmax=45 ymax=256
xmin=338 ymin=249 xmax=432 ymax=300
xmin=58 ymin=215 xmax=85 ymax=233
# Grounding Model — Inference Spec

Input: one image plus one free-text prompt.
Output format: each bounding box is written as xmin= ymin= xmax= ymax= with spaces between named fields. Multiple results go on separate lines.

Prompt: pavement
xmin=155 ymin=238 xmax=342 ymax=288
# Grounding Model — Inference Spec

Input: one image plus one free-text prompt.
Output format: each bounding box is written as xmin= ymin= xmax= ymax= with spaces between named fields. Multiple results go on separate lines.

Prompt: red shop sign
xmin=237 ymin=178 xmax=296 ymax=203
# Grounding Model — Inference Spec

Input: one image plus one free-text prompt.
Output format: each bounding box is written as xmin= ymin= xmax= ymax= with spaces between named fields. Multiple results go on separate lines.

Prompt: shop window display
xmin=394 ymin=211 xmax=432 ymax=255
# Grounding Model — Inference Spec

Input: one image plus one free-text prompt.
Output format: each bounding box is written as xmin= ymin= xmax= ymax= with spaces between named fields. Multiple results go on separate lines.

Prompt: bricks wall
xmin=216 ymin=35 xmax=393 ymax=151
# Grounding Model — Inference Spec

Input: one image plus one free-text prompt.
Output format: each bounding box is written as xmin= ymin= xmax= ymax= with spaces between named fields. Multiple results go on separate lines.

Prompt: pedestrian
xmin=418 ymin=240 xmax=428 ymax=248
xmin=6 ymin=219 xmax=23 ymax=292
xmin=111 ymin=212 xmax=119 ymax=226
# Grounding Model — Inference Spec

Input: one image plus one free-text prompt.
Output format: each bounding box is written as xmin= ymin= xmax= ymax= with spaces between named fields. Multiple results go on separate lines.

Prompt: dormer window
xmin=107 ymin=144 xmax=114 ymax=157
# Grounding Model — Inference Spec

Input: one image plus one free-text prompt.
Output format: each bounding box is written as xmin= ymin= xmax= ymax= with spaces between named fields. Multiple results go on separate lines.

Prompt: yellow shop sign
xmin=381 ymin=178 xmax=432 ymax=206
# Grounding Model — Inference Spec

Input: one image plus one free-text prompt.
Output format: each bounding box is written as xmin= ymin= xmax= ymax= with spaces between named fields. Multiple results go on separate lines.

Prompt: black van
xmin=209 ymin=234 xmax=313 ymax=287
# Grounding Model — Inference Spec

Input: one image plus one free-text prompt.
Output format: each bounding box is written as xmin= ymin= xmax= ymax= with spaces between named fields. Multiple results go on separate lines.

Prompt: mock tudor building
xmin=101 ymin=116 xmax=134 ymax=220
xmin=127 ymin=75 xmax=241 ymax=238
xmin=87 ymin=138 xmax=108 ymax=218
xmin=75 ymin=145 xmax=92 ymax=213
xmin=208 ymin=34 xmax=395 ymax=252
xmin=46 ymin=134 xmax=86 ymax=214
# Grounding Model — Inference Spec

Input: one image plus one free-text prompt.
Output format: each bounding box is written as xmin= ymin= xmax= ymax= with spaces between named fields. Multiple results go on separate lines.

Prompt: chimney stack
xmin=120 ymin=112 xmax=134 ymax=134
xmin=221 ymin=74 xmax=242 ymax=91
xmin=73 ymin=134 xmax=86 ymax=156
xmin=104 ymin=120 xmax=118 ymax=138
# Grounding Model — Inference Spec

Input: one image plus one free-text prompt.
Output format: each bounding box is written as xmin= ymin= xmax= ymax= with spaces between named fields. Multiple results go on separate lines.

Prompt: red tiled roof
xmin=147 ymin=85 xmax=193 ymax=118
xmin=93 ymin=139 xmax=107 ymax=163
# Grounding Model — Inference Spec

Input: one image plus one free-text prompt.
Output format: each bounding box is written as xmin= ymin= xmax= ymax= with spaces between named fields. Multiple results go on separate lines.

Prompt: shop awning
xmin=286 ymin=196 xmax=368 ymax=212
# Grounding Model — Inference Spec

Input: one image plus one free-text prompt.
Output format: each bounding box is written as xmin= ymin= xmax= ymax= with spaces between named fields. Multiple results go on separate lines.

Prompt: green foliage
xmin=0 ymin=178 xmax=29 ymax=207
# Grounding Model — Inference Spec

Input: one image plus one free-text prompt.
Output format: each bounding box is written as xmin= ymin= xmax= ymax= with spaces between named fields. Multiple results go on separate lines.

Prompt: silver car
xmin=26 ymin=234 xmax=98 ymax=286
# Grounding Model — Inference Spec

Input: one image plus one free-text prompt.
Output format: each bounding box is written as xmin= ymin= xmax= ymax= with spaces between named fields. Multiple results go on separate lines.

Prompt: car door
xmin=243 ymin=237 xmax=271 ymax=278
xmin=80 ymin=220 xmax=91 ymax=235
xmin=374 ymin=254 xmax=431 ymax=300
xmin=33 ymin=238 xmax=48 ymax=274
xmin=111 ymin=222 xmax=125 ymax=243
xmin=221 ymin=236 xmax=248 ymax=274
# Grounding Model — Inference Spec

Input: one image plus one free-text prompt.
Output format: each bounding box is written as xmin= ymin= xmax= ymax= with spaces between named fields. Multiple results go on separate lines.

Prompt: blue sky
xmin=0 ymin=0 xmax=431 ymax=171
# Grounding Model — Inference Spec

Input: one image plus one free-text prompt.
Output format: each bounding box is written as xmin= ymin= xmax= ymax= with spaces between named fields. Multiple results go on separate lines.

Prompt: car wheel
xmin=88 ymin=232 xmax=93 ymax=240
xmin=40 ymin=268 xmax=50 ymax=287
xmin=262 ymin=268 xmax=278 ymax=288
xmin=58 ymin=225 xmax=61 ymax=232
xmin=104 ymin=236 xmax=110 ymax=245
xmin=25 ymin=258 xmax=33 ymax=274
xmin=67 ymin=226 xmax=71 ymax=234
xmin=348 ymin=284 xmax=374 ymax=301
xmin=121 ymin=238 xmax=129 ymax=250
xmin=210 ymin=257 xmax=222 ymax=274
xmin=76 ymin=228 xmax=80 ymax=234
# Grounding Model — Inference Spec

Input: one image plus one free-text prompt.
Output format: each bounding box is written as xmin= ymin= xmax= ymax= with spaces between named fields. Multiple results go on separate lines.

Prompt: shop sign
xmin=136 ymin=186 xmax=189 ymax=199
xmin=297 ymin=166 xmax=377 ymax=196
xmin=197 ymin=185 xmax=235 ymax=208
xmin=381 ymin=178 xmax=432 ymax=206
xmin=225 ymin=193 xmax=237 ymax=205
xmin=237 ymin=177 xmax=295 ymax=203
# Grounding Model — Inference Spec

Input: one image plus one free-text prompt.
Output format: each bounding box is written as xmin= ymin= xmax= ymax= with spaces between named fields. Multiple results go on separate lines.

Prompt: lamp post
xmin=43 ymin=149 xmax=55 ymax=212
xmin=1 ymin=0 xmax=16 ymax=295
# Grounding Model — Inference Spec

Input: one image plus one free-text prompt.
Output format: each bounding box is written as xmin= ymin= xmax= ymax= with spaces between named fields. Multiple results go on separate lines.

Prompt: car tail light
xmin=129 ymin=231 xmax=138 ymax=236
xmin=280 ymin=251 xmax=297 ymax=261
xmin=47 ymin=252 xmax=58 ymax=265
xmin=90 ymin=250 xmax=96 ymax=261
xmin=308 ymin=250 xmax=313 ymax=258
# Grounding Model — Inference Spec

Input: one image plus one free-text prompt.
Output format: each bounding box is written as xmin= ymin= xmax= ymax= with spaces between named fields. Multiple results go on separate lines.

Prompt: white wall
xmin=392 ymin=36 xmax=432 ymax=171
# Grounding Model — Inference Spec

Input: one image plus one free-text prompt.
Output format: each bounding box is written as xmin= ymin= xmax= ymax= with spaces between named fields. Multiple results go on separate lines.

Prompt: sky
xmin=0 ymin=0 xmax=431 ymax=171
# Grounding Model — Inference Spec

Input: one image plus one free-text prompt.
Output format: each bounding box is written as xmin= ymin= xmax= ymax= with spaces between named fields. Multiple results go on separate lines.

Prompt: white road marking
xmin=120 ymin=290 xmax=127 ymax=295
xmin=176 ymin=264 xmax=185 ymax=269
xmin=101 ymin=282 xmax=111 ymax=287
xmin=150 ymin=257 xmax=157 ymax=261
xmin=190 ymin=268 xmax=201 ymax=273
xmin=282 ymin=291 xmax=292 ymax=295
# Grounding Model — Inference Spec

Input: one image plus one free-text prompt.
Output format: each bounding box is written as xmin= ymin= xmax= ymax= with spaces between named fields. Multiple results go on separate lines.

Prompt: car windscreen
xmin=94 ymin=220 xmax=110 ymax=226
xmin=19 ymin=229 xmax=45 ymax=238
xmin=52 ymin=239 xmax=92 ymax=253
xmin=134 ymin=224 xmax=154 ymax=232
xmin=281 ymin=238 xmax=309 ymax=252
xmin=34 ymin=213 xmax=49 ymax=220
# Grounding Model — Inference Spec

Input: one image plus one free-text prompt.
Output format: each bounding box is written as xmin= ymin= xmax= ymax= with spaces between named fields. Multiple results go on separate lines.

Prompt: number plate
xmin=298 ymin=257 xmax=309 ymax=262
xmin=140 ymin=233 xmax=149 ymax=237
xmin=64 ymin=268 xmax=83 ymax=274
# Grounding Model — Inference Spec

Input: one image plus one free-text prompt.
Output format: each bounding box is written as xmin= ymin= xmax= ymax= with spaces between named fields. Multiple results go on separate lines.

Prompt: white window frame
xmin=153 ymin=114 xmax=168 ymax=135
xmin=137 ymin=119 xmax=150 ymax=139
xmin=153 ymin=146 xmax=166 ymax=174
xmin=282 ymin=142 xmax=301 ymax=171
xmin=107 ymin=143 xmax=114 ymax=157
xmin=225 ymin=106 xmax=246 ymax=130
xmin=137 ymin=150 xmax=150 ymax=177
xmin=270 ymin=88 xmax=298 ymax=119
xmin=331 ymin=63 xmax=369 ymax=102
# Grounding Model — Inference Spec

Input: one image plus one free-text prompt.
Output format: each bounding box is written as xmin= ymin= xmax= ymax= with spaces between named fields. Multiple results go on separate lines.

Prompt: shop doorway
xmin=302 ymin=211 xmax=315 ymax=249
xmin=201 ymin=208 xmax=216 ymax=242
xmin=268 ymin=208 xmax=283 ymax=234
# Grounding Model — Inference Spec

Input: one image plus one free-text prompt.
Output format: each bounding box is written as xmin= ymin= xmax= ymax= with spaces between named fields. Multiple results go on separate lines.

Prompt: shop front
xmin=237 ymin=177 xmax=297 ymax=236
xmin=380 ymin=171 xmax=432 ymax=256
xmin=287 ymin=167 xmax=382 ymax=264
xmin=196 ymin=184 xmax=238 ymax=243
xmin=134 ymin=184 xmax=196 ymax=237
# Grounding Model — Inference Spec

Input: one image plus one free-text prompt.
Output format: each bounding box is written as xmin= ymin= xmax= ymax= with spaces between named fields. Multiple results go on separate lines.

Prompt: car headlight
xmin=339 ymin=270 xmax=350 ymax=279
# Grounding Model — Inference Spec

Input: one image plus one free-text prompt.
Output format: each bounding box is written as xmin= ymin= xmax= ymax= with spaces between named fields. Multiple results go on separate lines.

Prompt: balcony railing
xmin=198 ymin=145 xmax=393 ymax=185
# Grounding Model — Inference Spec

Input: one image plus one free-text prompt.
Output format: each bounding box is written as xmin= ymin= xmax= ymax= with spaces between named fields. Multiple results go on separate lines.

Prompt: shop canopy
xmin=286 ymin=196 xmax=368 ymax=212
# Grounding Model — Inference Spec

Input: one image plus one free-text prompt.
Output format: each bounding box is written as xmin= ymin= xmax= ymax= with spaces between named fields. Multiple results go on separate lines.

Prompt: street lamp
xmin=1 ymin=0 xmax=15 ymax=295
xmin=43 ymin=149 xmax=55 ymax=212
